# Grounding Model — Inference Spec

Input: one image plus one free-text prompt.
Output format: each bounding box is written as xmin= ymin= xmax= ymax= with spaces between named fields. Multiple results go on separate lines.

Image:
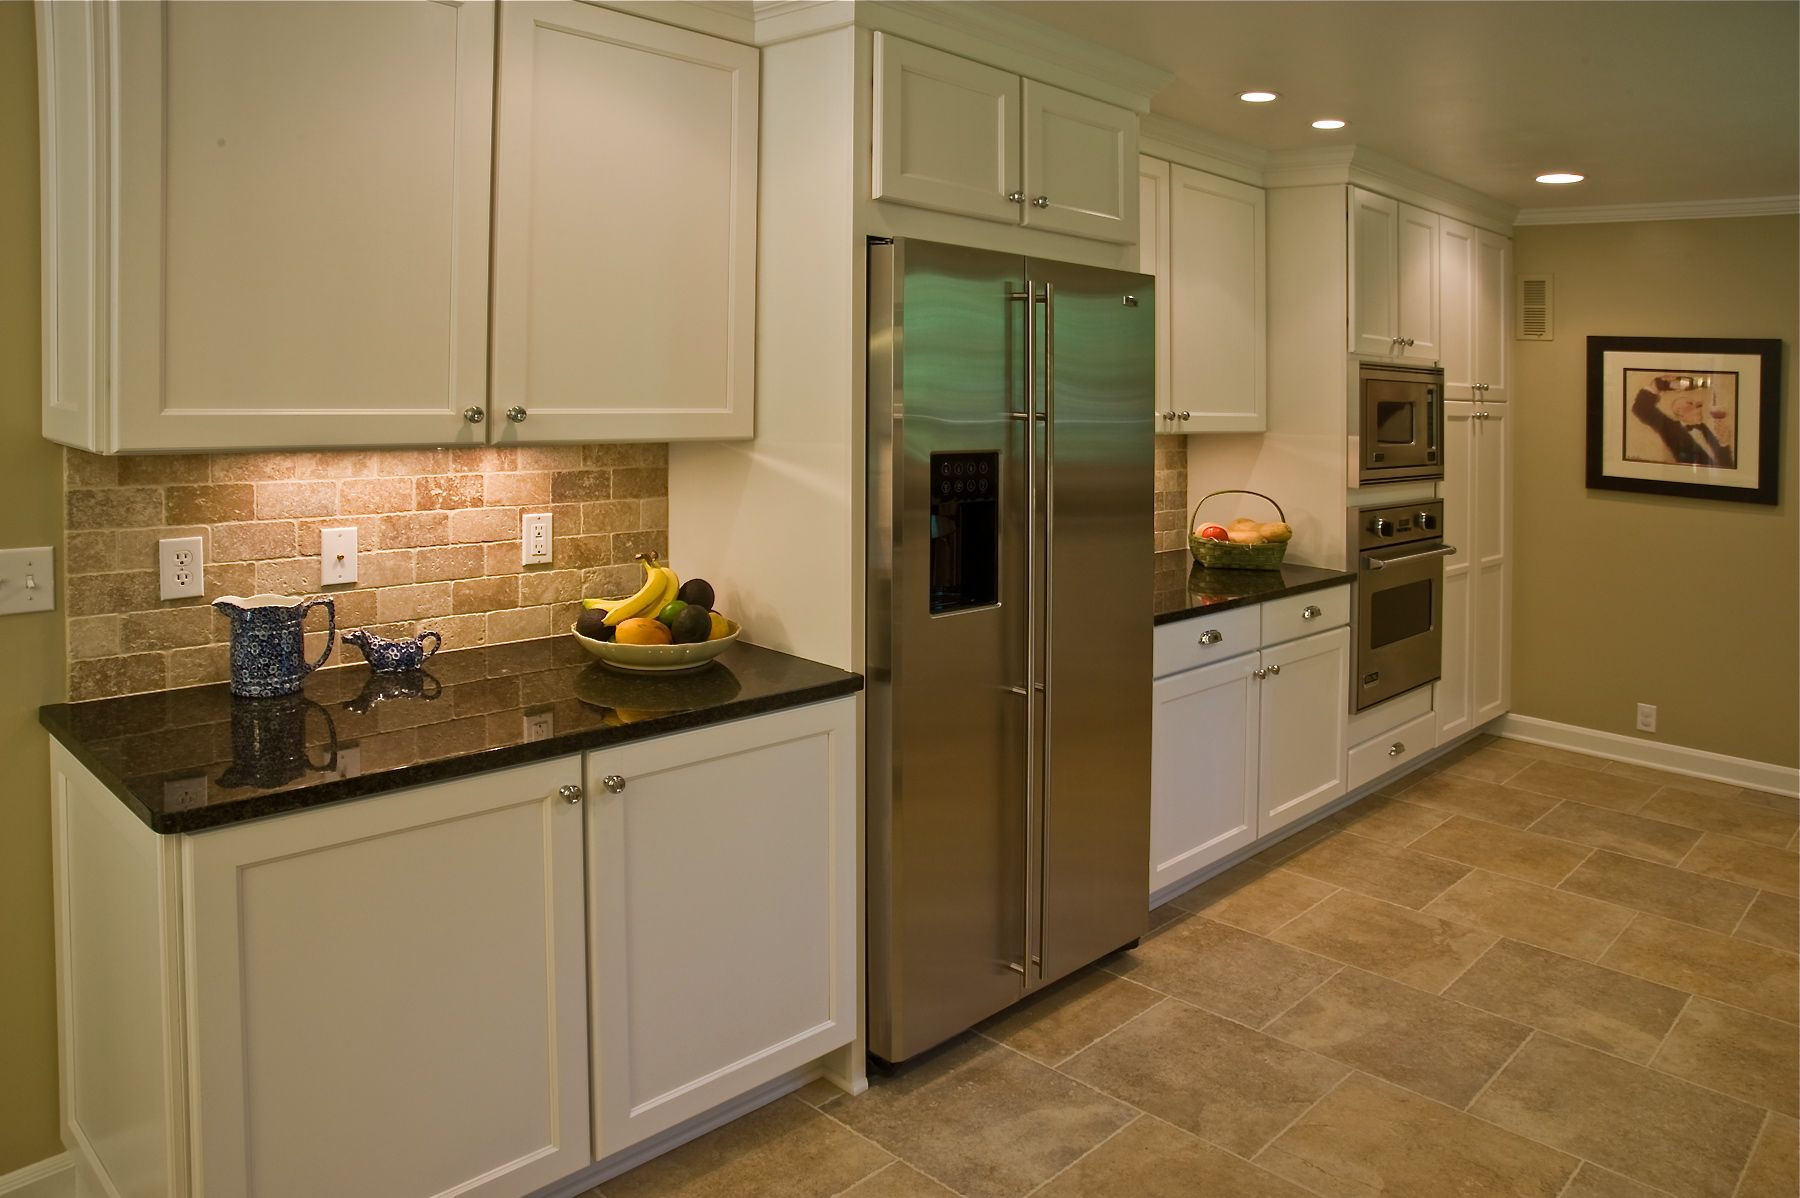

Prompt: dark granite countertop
xmin=40 ymin=637 xmax=863 ymax=834
xmin=1153 ymin=550 xmax=1355 ymax=625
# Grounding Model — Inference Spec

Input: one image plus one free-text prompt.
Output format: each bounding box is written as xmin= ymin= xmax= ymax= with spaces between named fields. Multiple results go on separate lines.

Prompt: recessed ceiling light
xmin=1535 ymin=172 xmax=1585 ymax=185
xmin=1237 ymin=90 xmax=1279 ymax=104
xmin=1311 ymin=118 xmax=1348 ymax=130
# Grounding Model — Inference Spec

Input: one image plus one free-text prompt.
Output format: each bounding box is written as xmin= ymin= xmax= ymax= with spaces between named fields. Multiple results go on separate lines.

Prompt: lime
xmin=657 ymin=599 xmax=689 ymax=626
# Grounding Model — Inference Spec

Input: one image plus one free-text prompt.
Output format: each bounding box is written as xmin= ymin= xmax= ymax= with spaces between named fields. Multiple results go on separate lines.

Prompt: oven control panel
xmin=1354 ymin=499 xmax=1445 ymax=551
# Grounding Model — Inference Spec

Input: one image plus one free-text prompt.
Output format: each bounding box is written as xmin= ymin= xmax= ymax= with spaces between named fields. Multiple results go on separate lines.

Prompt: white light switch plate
xmin=522 ymin=512 xmax=552 ymax=565
xmin=0 ymin=546 xmax=56 ymax=615
xmin=321 ymin=526 xmax=358 ymax=586
xmin=159 ymin=536 xmax=204 ymax=600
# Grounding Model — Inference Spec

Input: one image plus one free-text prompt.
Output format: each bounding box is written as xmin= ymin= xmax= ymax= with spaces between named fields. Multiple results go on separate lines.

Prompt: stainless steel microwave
xmin=1356 ymin=361 xmax=1445 ymax=485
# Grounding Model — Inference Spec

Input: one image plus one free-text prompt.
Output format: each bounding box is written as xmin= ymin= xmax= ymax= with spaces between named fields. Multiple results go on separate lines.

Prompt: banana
xmin=601 ymin=556 xmax=664 ymax=626
xmin=646 ymin=564 xmax=680 ymax=615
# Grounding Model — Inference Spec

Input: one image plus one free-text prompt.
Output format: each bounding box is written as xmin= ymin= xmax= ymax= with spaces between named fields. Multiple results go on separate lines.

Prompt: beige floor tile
xmin=1277 ymin=832 xmax=1471 ymax=909
xmin=1271 ymin=890 xmax=1496 ymax=993
xmin=600 ymin=1097 xmax=891 ymax=1198
xmin=1265 ymin=967 xmax=1530 ymax=1106
xmin=1470 ymin=1034 xmax=1767 ymax=1198
xmin=1423 ymin=870 xmax=1636 ymax=961
xmin=1603 ymin=762 xmax=1744 ymax=800
xmin=1434 ymin=743 xmax=1534 ymax=784
xmin=1680 ymin=833 xmax=1800 ymax=898
xmin=1559 ymin=849 xmax=1758 ymax=933
xmin=1530 ymin=801 xmax=1704 ymax=865
xmin=1444 ymin=939 xmax=1688 ymax=1062
xmin=1251 ymin=818 xmax=1337 ymax=866
xmin=794 ymin=1077 xmax=846 ymax=1108
xmin=1400 ymin=770 xmax=1563 ymax=829
xmin=1737 ymin=1113 xmax=1799 ymax=1198
xmin=1505 ymin=760 xmax=1660 ymax=812
xmin=1144 ymin=901 xmax=1191 ymax=937
xmin=1651 ymin=996 xmax=1800 ymax=1116
xmin=1490 ymin=739 xmax=1614 ymax=770
xmin=1103 ymin=916 xmax=1341 ymax=1026
xmin=1169 ymin=864 xmax=1336 ymax=933
xmin=1736 ymin=788 xmax=1800 ymax=813
xmin=820 ymin=1036 xmax=1132 ymax=1198
xmin=1257 ymin=1073 xmax=1577 ymax=1198
xmin=1033 ymin=1115 xmax=1315 ymax=1198
xmin=976 ymin=968 xmax=1162 ymax=1067
xmin=1325 ymin=795 xmax=1452 ymax=846
xmin=1735 ymin=890 xmax=1800 ymax=955
xmin=1603 ymin=914 xmax=1800 ymax=1023
xmin=1060 ymin=1001 xmax=1349 ymax=1157
xmin=835 ymin=1163 xmax=959 ymax=1197
xmin=1640 ymin=788 xmax=1799 ymax=847
xmin=1558 ymin=1163 xmax=1667 ymax=1198
xmin=1406 ymin=815 xmax=1592 ymax=886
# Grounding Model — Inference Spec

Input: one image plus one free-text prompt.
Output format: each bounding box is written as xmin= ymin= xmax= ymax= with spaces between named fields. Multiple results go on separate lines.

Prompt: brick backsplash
xmin=63 ymin=445 xmax=669 ymax=701
xmin=1154 ymin=436 xmax=1189 ymax=553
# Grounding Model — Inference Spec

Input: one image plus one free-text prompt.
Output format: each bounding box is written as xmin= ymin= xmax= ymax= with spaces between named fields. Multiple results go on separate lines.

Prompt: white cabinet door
xmin=184 ymin=759 xmax=590 ymax=1198
xmin=1436 ymin=401 xmax=1476 ymax=743
xmin=1348 ymin=187 xmax=1399 ymax=357
xmin=1151 ymin=654 xmax=1259 ymax=893
xmin=1473 ymin=228 xmax=1512 ymax=401
xmin=1438 ymin=217 xmax=1478 ymax=398
xmin=872 ymin=34 xmax=1020 ymax=225
xmin=1167 ymin=164 xmax=1266 ymax=432
xmin=586 ymin=700 xmax=857 ymax=1155
xmin=491 ymin=2 xmax=758 ymax=442
xmin=1022 ymin=80 xmax=1138 ymax=243
xmin=1258 ymin=626 xmax=1350 ymax=833
xmin=1138 ymin=156 xmax=1173 ymax=430
xmin=1396 ymin=203 xmax=1439 ymax=361
xmin=103 ymin=0 xmax=495 ymax=451
xmin=1472 ymin=403 xmax=1511 ymax=724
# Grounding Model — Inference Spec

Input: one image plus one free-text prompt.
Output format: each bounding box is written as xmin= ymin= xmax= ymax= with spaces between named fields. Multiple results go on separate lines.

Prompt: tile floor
xmin=595 ymin=736 xmax=1798 ymax=1198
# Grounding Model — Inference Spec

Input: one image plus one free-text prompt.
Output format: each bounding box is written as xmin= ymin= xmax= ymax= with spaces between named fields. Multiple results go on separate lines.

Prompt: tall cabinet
xmin=1437 ymin=399 xmax=1511 ymax=743
xmin=1439 ymin=216 xmax=1511 ymax=402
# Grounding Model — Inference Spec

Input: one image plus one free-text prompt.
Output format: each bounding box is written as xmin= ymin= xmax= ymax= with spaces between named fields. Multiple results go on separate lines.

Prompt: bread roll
xmin=1229 ymin=517 xmax=1261 ymax=530
xmin=1227 ymin=528 xmax=1266 ymax=545
xmin=1259 ymin=522 xmax=1293 ymax=543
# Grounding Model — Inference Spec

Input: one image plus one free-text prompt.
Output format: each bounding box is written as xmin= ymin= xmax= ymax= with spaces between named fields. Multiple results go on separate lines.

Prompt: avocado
xmin=677 ymin=577 xmax=715 ymax=611
xmin=576 ymin=608 xmax=614 ymax=641
xmin=670 ymin=604 xmax=713 ymax=645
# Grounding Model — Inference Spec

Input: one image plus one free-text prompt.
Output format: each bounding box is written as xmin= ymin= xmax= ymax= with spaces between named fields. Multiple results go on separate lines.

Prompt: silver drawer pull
xmin=601 ymin=775 xmax=626 ymax=794
xmin=1198 ymin=629 xmax=1224 ymax=645
xmin=1301 ymin=604 xmax=1322 ymax=620
xmin=1388 ymin=742 xmax=1405 ymax=757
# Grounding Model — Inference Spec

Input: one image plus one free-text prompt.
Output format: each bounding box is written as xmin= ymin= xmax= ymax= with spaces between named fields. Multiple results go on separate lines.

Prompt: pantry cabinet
xmin=36 ymin=0 xmax=759 ymax=452
xmin=1439 ymin=216 xmax=1512 ymax=401
xmin=1347 ymin=187 xmax=1438 ymax=363
xmin=1437 ymin=400 xmax=1511 ymax=744
xmin=872 ymin=33 xmax=1137 ymax=244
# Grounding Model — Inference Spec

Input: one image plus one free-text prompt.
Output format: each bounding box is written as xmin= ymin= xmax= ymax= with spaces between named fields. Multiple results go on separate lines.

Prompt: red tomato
xmin=1197 ymin=524 xmax=1230 ymax=542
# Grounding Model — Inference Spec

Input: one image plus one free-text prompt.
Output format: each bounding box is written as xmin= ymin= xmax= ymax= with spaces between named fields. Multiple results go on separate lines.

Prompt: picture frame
xmin=1586 ymin=336 xmax=1782 ymax=505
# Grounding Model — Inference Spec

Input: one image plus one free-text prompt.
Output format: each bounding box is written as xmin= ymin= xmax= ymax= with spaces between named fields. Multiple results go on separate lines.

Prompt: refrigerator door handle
xmin=1009 ymin=281 xmax=1039 ymax=981
xmin=1035 ymin=281 xmax=1055 ymax=979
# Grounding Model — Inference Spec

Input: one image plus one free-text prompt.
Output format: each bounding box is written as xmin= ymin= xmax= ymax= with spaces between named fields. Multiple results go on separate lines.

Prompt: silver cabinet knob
xmin=1198 ymin=629 xmax=1223 ymax=645
xmin=463 ymin=406 xmax=485 ymax=424
xmin=1388 ymin=742 xmax=1406 ymax=757
xmin=1402 ymin=337 xmax=1415 ymax=348
xmin=601 ymin=774 xmax=626 ymax=794
xmin=1159 ymin=411 xmax=1174 ymax=422
xmin=1252 ymin=667 xmax=1268 ymax=680
xmin=1176 ymin=411 xmax=1191 ymax=421
xmin=559 ymin=784 xmax=583 ymax=804
xmin=506 ymin=406 xmax=528 ymax=423
xmin=1266 ymin=663 xmax=1281 ymax=676
xmin=1032 ymin=195 xmax=1050 ymax=208
xmin=1007 ymin=190 xmax=1025 ymax=204
xmin=1301 ymin=604 xmax=1322 ymax=620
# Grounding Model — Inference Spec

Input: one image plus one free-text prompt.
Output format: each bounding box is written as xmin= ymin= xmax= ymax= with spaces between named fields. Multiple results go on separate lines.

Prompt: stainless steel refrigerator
xmin=866 ymin=237 xmax=1154 ymax=1065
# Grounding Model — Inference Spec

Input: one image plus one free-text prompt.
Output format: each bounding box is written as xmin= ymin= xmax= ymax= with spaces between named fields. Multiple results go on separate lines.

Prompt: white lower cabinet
xmin=1257 ymin=627 xmax=1352 ymax=833
xmin=585 ymin=700 xmax=857 ymax=1155
xmin=1151 ymin=655 xmax=1259 ymax=892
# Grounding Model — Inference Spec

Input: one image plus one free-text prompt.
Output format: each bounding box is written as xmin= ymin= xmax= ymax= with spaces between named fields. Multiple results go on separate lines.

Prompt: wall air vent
xmin=1517 ymin=274 xmax=1554 ymax=340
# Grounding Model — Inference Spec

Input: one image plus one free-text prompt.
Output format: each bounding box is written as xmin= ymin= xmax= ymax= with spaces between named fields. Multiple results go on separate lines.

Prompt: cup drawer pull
xmin=1388 ymin=742 xmax=1406 ymax=757
xmin=1197 ymin=629 xmax=1224 ymax=645
xmin=1302 ymin=604 xmax=1323 ymax=620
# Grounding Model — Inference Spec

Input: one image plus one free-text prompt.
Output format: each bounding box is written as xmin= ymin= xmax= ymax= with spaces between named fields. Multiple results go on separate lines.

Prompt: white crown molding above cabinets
xmin=1262 ymin=145 xmax=1518 ymax=236
xmin=1138 ymin=114 xmax=1269 ymax=188
xmin=1514 ymin=194 xmax=1800 ymax=226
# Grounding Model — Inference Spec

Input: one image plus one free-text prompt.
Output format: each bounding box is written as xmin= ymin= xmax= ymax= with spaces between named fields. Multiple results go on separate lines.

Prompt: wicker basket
xmin=1189 ymin=489 xmax=1290 ymax=570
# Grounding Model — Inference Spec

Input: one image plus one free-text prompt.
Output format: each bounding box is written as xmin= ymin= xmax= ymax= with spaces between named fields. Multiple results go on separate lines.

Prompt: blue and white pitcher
xmin=212 ymin=594 xmax=336 ymax=698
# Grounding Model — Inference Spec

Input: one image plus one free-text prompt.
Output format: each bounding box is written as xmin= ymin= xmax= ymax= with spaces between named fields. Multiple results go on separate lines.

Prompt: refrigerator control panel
xmin=929 ymin=451 xmax=999 ymax=615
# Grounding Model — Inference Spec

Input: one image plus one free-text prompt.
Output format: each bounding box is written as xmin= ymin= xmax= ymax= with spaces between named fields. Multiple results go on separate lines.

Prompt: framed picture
xmin=1587 ymin=336 xmax=1782 ymax=505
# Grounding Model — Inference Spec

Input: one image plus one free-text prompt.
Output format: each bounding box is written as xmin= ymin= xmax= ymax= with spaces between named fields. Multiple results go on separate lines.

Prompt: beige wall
xmin=0 ymin=0 xmax=67 ymax=1172
xmin=1512 ymin=216 xmax=1798 ymax=768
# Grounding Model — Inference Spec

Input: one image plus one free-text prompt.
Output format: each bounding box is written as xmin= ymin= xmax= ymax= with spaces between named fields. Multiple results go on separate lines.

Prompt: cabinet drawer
xmin=1261 ymin=585 xmax=1350 ymax=647
xmin=1153 ymin=606 xmax=1260 ymax=678
xmin=1347 ymin=711 xmax=1438 ymax=792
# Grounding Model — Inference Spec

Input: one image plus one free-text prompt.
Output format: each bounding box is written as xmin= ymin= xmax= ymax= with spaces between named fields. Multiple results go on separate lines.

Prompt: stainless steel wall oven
xmin=1349 ymin=499 xmax=1454 ymax=711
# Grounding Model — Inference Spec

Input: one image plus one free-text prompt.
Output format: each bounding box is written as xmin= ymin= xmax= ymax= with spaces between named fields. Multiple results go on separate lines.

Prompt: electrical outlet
xmin=522 ymin=708 xmax=555 ymax=742
xmin=332 ymin=744 xmax=363 ymax=780
xmin=1636 ymin=703 xmax=1657 ymax=733
xmin=522 ymin=512 xmax=553 ymax=565
xmin=162 ymin=776 xmax=208 ymax=809
xmin=320 ymin=526 xmax=358 ymax=586
xmin=159 ymin=536 xmax=205 ymax=600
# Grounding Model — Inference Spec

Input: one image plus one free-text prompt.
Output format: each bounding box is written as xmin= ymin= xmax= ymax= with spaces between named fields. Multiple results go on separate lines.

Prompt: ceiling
xmin=996 ymin=1 xmax=1800 ymax=211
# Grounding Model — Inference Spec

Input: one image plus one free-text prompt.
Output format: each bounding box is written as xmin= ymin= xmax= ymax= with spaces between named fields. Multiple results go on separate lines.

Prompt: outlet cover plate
xmin=0 ymin=546 xmax=56 ymax=615
xmin=1636 ymin=703 xmax=1657 ymax=733
xmin=320 ymin=526 xmax=358 ymax=586
xmin=159 ymin=536 xmax=205 ymax=600
xmin=522 ymin=512 xmax=553 ymax=566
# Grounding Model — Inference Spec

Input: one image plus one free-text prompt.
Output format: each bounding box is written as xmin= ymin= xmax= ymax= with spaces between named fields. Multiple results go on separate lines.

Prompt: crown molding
xmin=1138 ymin=114 xmax=1268 ymax=187
xmin=1513 ymin=195 xmax=1800 ymax=226
xmin=1261 ymin=144 xmax=1517 ymax=233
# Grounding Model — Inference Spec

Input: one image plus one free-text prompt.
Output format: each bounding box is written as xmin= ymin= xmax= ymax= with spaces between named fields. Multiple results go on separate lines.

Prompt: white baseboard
xmin=0 ymin=1154 xmax=74 ymax=1198
xmin=1492 ymin=714 xmax=1800 ymax=798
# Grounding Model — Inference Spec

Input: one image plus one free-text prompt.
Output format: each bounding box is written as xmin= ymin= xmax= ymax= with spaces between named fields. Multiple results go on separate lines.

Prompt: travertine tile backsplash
xmin=64 ymin=445 xmax=668 ymax=700
xmin=1154 ymin=436 xmax=1189 ymax=553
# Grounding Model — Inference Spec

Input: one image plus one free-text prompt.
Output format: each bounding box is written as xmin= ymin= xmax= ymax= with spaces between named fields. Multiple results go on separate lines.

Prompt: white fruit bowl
xmin=570 ymin=619 xmax=741 ymax=673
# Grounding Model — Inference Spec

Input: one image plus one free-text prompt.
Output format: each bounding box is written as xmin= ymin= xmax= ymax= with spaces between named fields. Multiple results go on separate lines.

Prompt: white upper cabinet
xmin=1439 ymin=216 xmax=1512 ymax=401
xmin=1166 ymin=163 xmax=1266 ymax=433
xmin=1472 ymin=228 xmax=1512 ymax=401
xmin=1347 ymin=187 xmax=1436 ymax=363
xmin=871 ymin=34 xmax=1137 ymax=245
xmin=490 ymin=2 xmax=758 ymax=441
xmin=1138 ymin=156 xmax=1173 ymax=428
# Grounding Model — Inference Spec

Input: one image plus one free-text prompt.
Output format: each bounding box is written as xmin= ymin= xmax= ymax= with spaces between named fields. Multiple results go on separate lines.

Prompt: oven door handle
xmin=1366 ymin=544 xmax=1458 ymax=571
